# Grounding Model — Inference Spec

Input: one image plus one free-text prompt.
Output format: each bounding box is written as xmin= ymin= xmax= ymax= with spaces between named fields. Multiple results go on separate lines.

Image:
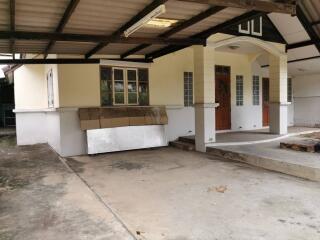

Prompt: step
xmin=207 ymin=147 xmax=320 ymax=182
xmin=170 ymin=141 xmax=195 ymax=151
xmin=178 ymin=136 xmax=195 ymax=144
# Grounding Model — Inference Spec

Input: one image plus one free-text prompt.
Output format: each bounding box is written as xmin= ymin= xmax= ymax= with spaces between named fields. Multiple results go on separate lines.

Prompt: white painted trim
xmin=165 ymin=105 xmax=185 ymax=109
xmin=14 ymin=108 xmax=57 ymax=113
xmin=269 ymin=102 xmax=292 ymax=106
xmin=238 ymin=21 xmax=250 ymax=34
xmin=194 ymin=103 xmax=220 ymax=108
xmin=100 ymin=59 xmax=152 ymax=68
xmin=208 ymin=129 xmax=320 ymax=147
xmin=251 ymin=17 xmax=263 ymax=37
xmin=207 ymin=36 xmax=286 ymax=57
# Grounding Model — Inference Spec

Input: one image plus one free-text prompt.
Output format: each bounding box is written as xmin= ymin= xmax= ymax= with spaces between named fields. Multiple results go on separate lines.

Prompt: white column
xmin=269 ymin=54 xmax=288 ymax=135
xmin=193 ymin=45 xmax=217 ymax=152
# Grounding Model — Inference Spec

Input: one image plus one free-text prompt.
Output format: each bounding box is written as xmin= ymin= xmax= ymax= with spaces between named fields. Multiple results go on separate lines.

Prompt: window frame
xmin=126 ymin=68 xmax=139 ymax=105
xmin=184 ymin=71 xmax=193 ymax=107
xmin=251 ymin=17 xmax=263 ymax=36
xmin=112 ymin=67 xmax=126 ymax=106
xmin=252 ymin=75 xmax=260 ymax=106
xmin=100 ymin=66 xmax=149 ymax=106
xmin=287 ymin=78 xmax=293 ymax=103
xmin=236 ymin=75 xmax=244 ymax=106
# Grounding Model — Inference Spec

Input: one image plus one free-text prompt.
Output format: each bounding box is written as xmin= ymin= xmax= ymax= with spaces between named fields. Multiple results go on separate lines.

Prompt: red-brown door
xmin=215 ymin=65 xmax=231 ymax=131
xmin=262 ymin=78 xmax=269 ymax=126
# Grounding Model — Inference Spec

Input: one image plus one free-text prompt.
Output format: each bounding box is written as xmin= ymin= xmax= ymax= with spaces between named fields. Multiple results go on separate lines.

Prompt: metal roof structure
xmin=0 ymin=0 xmax=297 ymax=59
xmin=1 ymin=0 xmax=319 ymax=76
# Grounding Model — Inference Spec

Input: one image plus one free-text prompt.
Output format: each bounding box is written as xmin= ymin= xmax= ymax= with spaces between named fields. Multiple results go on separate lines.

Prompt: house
xmin=2 ymin=0 xmax=320 ymax=157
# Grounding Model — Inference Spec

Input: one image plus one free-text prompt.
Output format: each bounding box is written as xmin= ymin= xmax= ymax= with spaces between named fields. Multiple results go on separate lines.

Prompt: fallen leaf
xmin=215 ymin=185 xmax=227 ymax=193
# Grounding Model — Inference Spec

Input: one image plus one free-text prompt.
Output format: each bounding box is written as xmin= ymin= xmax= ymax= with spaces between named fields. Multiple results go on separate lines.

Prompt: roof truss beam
xmin=85 ymin=0 xmax=168 ymax=59
xmin=0 ymin=30 xmax=205 ymax=45
xmin=312 ymin=20 xmax=320 ymax=26
xmin=146 ymin=10 xmax=264 ymax=59
xmin=121 ymin=5 xmax=225 ymax=59
xmin=175 ymin=0 xmax=297 ymax=15
xmin=44 ymin=0 xmax=80 ymax=58
xmin=296 ymin=5 xmax=320 ymax=53
xmin=286 ymin=40 xmax=314 ymax=50
xmin=0 ymin=58 xmax=152 ymax=65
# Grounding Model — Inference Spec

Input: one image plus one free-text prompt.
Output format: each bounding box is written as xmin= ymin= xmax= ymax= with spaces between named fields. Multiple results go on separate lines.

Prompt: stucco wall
xmin=293 ymin=74 xmax=320 ymax=127
xmin=149 ymin=48 xmax=194 ymax=106
xmin=14 ymin=65 xmax=47 ymax=109
xmin=58 ymin=64 xmax=100 ymax=107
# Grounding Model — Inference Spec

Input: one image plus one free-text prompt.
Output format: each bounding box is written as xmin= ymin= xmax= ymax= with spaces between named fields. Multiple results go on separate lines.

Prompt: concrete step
xmin=170 ymin=141 xmax=195 ymax=151
xmin=178 ymin=136 xmax=195 ymax=144
xmin=207 ymin=147 xmax=320 ymax=182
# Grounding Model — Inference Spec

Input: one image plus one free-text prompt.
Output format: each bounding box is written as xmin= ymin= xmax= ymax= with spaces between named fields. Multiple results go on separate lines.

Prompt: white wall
xmin=15 ymin=109 xmax=87 ymax=157
xmin=293 ymin=74 xmax=320 ymax=127
xmin=165 ymin=107 xmax=195 ymax=141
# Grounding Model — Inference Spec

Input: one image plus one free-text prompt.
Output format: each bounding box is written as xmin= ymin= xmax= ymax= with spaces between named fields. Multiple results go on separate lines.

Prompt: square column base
xmin=269 ymin=102 xmax=288 ymax=135
xmin=195 ymin=103 xmax=218 ymax=152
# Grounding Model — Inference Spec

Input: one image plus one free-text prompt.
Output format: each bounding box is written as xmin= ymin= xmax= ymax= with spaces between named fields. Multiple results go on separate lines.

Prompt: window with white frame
xmin=184 ymin=72 xmax=193 ymax=107
xmin=287 ymin=78 xmax=292 ymax=103
xmin=100 ymin=66 xmax=149 ymax=106
xmin=236 ymin=75 xmax=244 ymax=106
xmin=238 ymin=17 xmax=263 ymax=36
xmin=251 ymin=17 xmax=263 ymax=36
xmin=252 ymin=75 xmax=260 ymax=105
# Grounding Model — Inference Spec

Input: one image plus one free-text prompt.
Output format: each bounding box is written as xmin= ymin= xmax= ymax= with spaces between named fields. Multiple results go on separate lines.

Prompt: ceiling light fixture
xmin=228 ymin=45 xmax=240 ymax=50
xmin=124 ymin=5 xmax=166 ymax=37
xmin=146 ymin=18 xmax=178 ymax=28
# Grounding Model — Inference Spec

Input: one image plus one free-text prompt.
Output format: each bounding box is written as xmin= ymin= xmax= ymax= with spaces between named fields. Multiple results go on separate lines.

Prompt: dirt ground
xmin=1 ymin=135 xmax=320 ymax=240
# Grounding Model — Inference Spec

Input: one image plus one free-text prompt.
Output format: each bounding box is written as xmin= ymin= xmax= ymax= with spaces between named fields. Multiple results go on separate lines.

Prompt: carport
xmin=2 ymin=1 xmax=320 ymax=239
xmin=2 ymin=0 xmax=318 ymax=157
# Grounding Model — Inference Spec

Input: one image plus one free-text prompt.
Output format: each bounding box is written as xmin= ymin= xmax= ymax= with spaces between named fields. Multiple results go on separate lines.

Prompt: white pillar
xmin=193 ymin=45 xmax=217 ymax=152
xmin=269 ymin=54 xmax=288 ymax=135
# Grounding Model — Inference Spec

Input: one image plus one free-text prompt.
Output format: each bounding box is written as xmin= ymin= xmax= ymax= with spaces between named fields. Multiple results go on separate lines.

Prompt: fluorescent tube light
xmin=146 ymin=18 xmax=178 ymax=28
xmin=124 ymin=4 xmax=166 ymax=37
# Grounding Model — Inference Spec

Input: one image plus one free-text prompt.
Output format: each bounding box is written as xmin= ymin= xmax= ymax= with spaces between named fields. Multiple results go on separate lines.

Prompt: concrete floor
xmin=70 ymin=148 xmax=320 ymax=240
xmin=1 ymin=136 xmax=320 ymax=240
xmin=183 ymin=127 xmax=320 ymax=145
xmin=0 ymin=136 xmax=135 ymax=240
xmin=207 ymin=133 xmax=320 ymax=181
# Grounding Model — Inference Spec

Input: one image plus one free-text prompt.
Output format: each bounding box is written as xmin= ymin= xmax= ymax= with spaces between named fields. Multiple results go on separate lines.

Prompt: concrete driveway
xmin=1 ymin=136 xmax=320 ymax=240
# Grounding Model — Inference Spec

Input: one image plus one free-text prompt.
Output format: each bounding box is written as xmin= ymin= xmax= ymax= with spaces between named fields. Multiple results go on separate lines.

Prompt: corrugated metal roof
xmin=14 ymin=40 xmax=48 ymax=53
xmin=63 ymin=0 xmax=150 ymax=35
xmin=98 ymin=43 xmax=141 ymax=55
xmin=173 ymin=7 xmax=248 ymax=38
xmin=300 ymin=0 xmax=320 ymax=36
xmin=135 ymin=44 xmax=166 ymax=55
xmin=0 ymin=40 xmax=9 ymax=52
xmin=50 ymin=41 xmax=97 ymax=54
xmin=0 ymin=0 xmax=9 ymax=31
xmin=0 ymin=0 xmax=316 ymax=60
xmin=15 ymin=0 xmax=70 ymax=32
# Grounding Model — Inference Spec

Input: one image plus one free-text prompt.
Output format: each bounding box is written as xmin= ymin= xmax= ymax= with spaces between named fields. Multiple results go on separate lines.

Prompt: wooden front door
xmin=215 ymin=65 xmax=231 ymax=131
xmin=262 ymin=78 xmax=270 ymax=126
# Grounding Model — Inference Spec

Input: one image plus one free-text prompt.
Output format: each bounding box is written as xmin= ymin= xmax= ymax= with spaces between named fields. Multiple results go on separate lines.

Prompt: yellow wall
xmin=149 ymin=47 xmax=194 ymax=106
xmin=14 ymin=65 xmax=48 ymax=109
xmin=149 ymin=46 xmax=257 ymax=106
xmin=215 ymin=51 xmax=253 ymax=105
xmin=13 ymin=34 xmax=285 ymax=109
xmin=58 ymin=64 xmax=100 ymax=107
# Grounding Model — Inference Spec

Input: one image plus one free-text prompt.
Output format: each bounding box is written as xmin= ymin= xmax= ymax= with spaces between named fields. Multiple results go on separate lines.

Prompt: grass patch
xmin=0 ymin=135 xmax=16 ymax=148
